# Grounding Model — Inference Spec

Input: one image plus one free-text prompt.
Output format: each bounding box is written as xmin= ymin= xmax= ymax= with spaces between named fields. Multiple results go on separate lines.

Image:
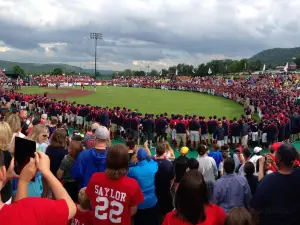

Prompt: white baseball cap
xmin=254 ymin=147 xmax=262 ymax=153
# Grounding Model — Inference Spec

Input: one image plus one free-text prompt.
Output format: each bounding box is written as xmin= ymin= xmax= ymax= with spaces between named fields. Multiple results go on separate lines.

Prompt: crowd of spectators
xmin=32 ymin=75 xmax=95 ymax=87
xmin=0 ymin=74 xmax=300 ymax=225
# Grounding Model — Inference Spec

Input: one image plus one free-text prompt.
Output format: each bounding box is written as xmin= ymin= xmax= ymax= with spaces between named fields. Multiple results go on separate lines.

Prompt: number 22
xmin=95 ymin=196 xmax=124 ymax=223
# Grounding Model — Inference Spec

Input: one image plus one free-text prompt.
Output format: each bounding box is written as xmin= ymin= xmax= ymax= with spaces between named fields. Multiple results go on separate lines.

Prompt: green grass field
xmin=18 ymin=87 xmax=64 ymax=94
xmin=18 ymin=86 xmax=300 ymax=153
xmin=19 ymin=86 xmax=245 ymax=118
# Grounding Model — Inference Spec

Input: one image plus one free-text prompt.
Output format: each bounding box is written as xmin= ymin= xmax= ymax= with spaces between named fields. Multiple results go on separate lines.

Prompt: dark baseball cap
xmin=276 ymin=143 xmax=298 ymax=166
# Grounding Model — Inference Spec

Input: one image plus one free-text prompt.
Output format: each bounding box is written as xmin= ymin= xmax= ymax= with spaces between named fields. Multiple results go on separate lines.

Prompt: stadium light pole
xmin=90 ymin=33 xmax=103 ymax=80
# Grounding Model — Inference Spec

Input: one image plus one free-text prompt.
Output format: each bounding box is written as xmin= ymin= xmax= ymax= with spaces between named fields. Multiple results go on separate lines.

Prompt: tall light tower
xmin=90 ymin=33 xmax=103 ymax=80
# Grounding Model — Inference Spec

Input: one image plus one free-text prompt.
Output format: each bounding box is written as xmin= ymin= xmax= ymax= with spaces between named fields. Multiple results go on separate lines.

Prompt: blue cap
xmin=137 ymin=148 xmax=148 ymax=160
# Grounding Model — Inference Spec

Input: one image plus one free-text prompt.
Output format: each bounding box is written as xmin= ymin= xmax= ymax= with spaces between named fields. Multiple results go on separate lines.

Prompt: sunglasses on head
xmin=42 ymin=134 xmax=48 ymax=138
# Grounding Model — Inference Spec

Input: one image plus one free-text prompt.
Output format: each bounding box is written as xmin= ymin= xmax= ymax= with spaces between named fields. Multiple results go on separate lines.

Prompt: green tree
xmin=196 ymin=63 xmax=207 ymax=76
xmin=239 ymin=58 xmax=248 ymax=72
xmin=52 ymin=68 xmax=64 ymax=75
xmin=168 ymin=66 xmax=177 ymax=73
xmin=12 ymin=65 xmax=25 ymax=76
xmin=228 ymin=61 xmax=240 ymax=73
xmin=249 ymin=60 xmax=263 ymax=71
xmin=293 ymin=57 xmax=300 ymax=69
xmin=162 ymin=69 xmax=169 ymax=76
xmin=150 ymin=69 xmax=158 ymax=76
xmin=123 ymin=69 xmax=132 ymax=77
xmin=135 ymin=70 xmax=146 ymax=76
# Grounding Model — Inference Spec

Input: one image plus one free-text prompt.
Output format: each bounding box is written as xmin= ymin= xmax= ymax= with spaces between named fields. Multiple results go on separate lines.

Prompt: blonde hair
xmin=5 ymin=114 xmax=21 ymax=133
xmin=0 ymin=122 xmax=13 ymax=151
xmin=164 ymin=141 xmax=172 ymax=152
xmin=78 ymin=187 xmax=90 ymax=209
xmin=28 ymin=124 xmax=48 ymax=143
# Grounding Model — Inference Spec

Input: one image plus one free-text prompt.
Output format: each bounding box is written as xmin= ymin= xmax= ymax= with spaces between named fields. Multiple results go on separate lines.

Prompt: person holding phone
xmin=0 ymin=151 xmax=76 ymax=224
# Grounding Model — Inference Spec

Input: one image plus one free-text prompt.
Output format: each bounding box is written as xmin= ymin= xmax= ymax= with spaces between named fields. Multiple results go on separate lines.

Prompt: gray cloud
xmin=0 ymin=0 xmax=300 ymax=70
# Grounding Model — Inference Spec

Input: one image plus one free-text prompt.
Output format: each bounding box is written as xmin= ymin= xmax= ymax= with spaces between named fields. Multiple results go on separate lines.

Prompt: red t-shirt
xmin=69 ymin=204 xmax=93 ymax=225
xmin=0 ymin=198 xmax=69 ymax=225
xmin=162 ymin=204 xmax=226 ymax=225
xmin=86 ymin=173 xmax=144 ymax=225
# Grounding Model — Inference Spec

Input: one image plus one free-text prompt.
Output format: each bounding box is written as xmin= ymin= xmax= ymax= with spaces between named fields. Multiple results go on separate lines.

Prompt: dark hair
xmin=156 ymin=144 xmax=165 ymax=157
xmin=188 ymin=158 xmax=199 ymax=170
xmin=224 ymin=158 xmax=235 ymax=174
xmin=276 ymin=143 xmax=298 ymax=167
xmin=50 ymin=117 xmax=58 ymax=125
xmin=242 ymin=148 xmax=251 ymax=159
xmin=222 ymin=151 xmax=229 ymax=160
xmin=105 ymin=144 xmax=129 ymax=180
xmin=175 ymin=170 xmax=208 ymax=225
xmin=197 ymin=145 xmax=208 ymax=156
xmin=225 ymin=207 xmax=255 ymax=225
xmin=49 ymin=128 xmax=67 ymax=148
xmin=222 ymin=144 xmax=230 ymax=151
xmin=0 ymin=150 xmax=4 ymax=167
xmin=126 ymin=140 xmax=135 ymax=150
xmin=32 ymin=118 xmax=41 ymax=126
xmin=244 ymin=162 xmax=255 ymax=176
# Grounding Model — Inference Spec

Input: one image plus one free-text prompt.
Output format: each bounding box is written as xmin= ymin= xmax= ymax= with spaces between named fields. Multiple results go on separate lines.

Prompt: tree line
xmin=119 ymin=58 xmax=264 ymax=77
xmin=118 ymin=57 xmax=300 ymax=77
xmin=7 ymin=56 xmax=300 ymax=78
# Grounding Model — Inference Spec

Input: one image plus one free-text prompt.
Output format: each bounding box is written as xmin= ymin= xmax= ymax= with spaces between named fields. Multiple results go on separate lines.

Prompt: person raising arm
xmin=0 ymin=151 xmax=77 ymax=225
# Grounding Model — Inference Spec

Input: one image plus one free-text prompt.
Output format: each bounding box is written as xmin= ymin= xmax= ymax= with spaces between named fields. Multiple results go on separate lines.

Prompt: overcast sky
xmin=0 ymin=0 xmax=299 ymax=70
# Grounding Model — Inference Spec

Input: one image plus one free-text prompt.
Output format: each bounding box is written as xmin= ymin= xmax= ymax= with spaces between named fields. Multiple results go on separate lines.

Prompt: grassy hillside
xmin=249 ymin=47 xmax=300 ymax=66
xmin=0 ymin=60 xmax=113 ymax=75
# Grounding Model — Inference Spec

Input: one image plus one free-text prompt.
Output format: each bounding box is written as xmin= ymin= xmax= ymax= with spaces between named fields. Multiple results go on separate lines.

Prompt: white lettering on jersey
xmin=94 ymin=186 xmax=127 ymax=223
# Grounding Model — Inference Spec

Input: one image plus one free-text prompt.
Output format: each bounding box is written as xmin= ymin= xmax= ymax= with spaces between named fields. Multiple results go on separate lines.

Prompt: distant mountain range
xmin=1 ymin=47 xmax=300 ymax=74
xmin=249 ymin=47 xmax=300 ymax=67
xmin=0 ymin=60 xmax=113 ymax=75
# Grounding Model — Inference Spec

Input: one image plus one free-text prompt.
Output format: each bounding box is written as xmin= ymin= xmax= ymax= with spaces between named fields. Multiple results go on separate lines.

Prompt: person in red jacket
xmin=0 ymin=151 xmax=76 ymax=225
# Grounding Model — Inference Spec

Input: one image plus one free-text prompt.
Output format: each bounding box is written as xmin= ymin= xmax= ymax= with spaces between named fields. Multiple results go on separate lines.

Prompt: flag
xmin=159 ymin=70 xmax=162 ymax=76
xmin=3 ymin=68 xmax=5 ymax=72
xmin=262 ymin=64 xmax=265 ymax=72
xmin=284 ymin=62 xmax=288 ymax=73
xmin=175 ymin=69 xmax=178 ymax=76
xmin=192 ymin=69 xmax=195 ymax=74
xmin=208 ymin=68 xmax=212 ymax=74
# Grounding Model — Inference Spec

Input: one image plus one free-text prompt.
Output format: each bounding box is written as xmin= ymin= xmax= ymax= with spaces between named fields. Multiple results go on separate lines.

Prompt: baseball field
xmin=18 ymin=86 xmax=245 ymax=119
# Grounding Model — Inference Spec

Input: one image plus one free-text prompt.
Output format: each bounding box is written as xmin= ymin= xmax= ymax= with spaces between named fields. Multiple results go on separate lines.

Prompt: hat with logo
xmin=95 ymin=126 xmax=109 ymax=140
